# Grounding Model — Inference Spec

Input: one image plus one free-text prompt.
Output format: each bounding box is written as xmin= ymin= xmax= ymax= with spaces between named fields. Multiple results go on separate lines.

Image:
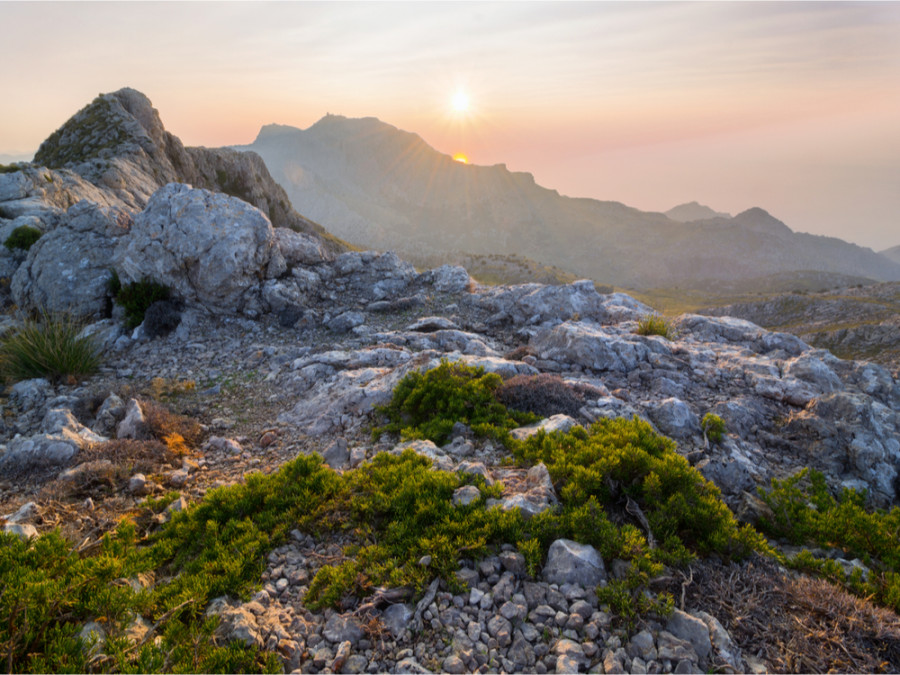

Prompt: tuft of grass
xmin=3 ymin=225 xmax=42 ymax=252
xmin=0 ymin=312 xmax=100 ymax=384
xmin=701 ymin=413 xmax=726 ymax=444
xmin=635 ymin=314 xmax=673 ymax=339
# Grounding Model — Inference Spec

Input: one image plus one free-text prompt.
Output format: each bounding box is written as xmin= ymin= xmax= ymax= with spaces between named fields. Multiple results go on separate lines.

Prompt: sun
xmin=452 ymin=153 xmax=468 ymax=164
xmin=451 ymin=90 xmax=470 ymax=113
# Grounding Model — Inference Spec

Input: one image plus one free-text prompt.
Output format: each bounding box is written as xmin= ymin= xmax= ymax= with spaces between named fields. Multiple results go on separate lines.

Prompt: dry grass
xmin=679 ymin=555 xmax=900 ymax=673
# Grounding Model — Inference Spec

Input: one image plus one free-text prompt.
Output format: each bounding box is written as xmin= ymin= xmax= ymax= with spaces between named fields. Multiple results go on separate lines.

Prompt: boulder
xmin=273 ymin=227 xmax=329 ymax=266
xmin=116 ymin=184 xmax=285 ymax=315
xmin=11 ymin=201 xmax=131 ymax=317
xmin=647 ymin=397 xmax=700 ymax=440
xmin=469 ymin=279 xmax=609 ymax=325
xmin=531 ymin=321 xmax=670 ymax=373
xmin=543 ymin=538 xmax=607 ymax=587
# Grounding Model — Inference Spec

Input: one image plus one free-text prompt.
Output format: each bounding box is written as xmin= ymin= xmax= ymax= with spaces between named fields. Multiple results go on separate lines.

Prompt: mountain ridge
xmin=239 ymin=114 xmax=900 ymax=289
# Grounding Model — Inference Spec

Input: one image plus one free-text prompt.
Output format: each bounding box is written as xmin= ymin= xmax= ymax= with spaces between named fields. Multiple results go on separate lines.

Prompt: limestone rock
xmin=543 ymin=539 xmax=606 ymax=587
xmin=116 ymin=183 xmax=284 ymax=315
xmin=647 ymin=398 xmax=700 ymax=440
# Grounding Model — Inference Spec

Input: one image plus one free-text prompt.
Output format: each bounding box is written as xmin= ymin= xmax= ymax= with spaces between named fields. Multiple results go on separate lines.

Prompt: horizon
xmin=2 ymin=2 xmax=899 ymax=251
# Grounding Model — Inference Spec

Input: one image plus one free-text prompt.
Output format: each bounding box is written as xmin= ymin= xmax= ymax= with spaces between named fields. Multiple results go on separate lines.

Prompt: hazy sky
xmin=2 ymin=1 xmax=899 ymax=250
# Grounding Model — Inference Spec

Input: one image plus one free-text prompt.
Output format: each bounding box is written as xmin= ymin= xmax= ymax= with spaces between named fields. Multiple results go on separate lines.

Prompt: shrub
xmin=372 ymin=359 xmax=537 ymax=445
xmin=701 ymin=413 xmax=726 ymax=443
xmin=0 ymin=312 xmax=100 ymax=383
xmin=635 ymin=314 xmax=672 ymax=339
xmin=112 ymin=277 xmax=172 ymax=329
xmin=0 ymin=163 xmax=22 ymax=174
xmin=758 ymin=468 xmax=900 ymax=612
xmin=496 ymin=373 xmax=604 ymax=419
xmin=3 ymin=225 xmax=42 ymax=252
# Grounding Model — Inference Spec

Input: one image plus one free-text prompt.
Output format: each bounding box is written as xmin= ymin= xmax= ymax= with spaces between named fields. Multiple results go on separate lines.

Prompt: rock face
xmin=117 ymin=184 xmax=285 ymax=315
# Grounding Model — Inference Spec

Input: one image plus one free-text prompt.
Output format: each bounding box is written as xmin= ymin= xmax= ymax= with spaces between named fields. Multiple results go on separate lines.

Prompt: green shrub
xmin=3 ymin=225 xmax=42 ymax=252
xmin=372 ymin=359 xmax=537 ymax=445
xmin=0 ymin=163 xmax=22 ymax=174
xmin=512 ymin=418 xmax=767 ymax=560
xmin=112 ymin=276 xmax=171 ymax=329
xmin=758 ymin=468 xmax=900 ymax=612
xmin=635 ymin=314 xmax=672 ymax=339
xmin=701 ymin=413 xmax=726 ymax=443
xmin=0 ymin=312 xmax=100 ymax=383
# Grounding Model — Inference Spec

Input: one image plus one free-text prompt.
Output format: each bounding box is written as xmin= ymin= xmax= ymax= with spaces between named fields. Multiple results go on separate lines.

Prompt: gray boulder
xmin=543 ymin=538 xmax=606 ymax=587
xmin=116 ymin=184 xmax=285 ymax=315
xmin=469 ymin=279 xmax=609 ymax=325
xmin=11 ymin=201 xmax=131 ymax=317
xmin=647 ymin=397 xmax=700 ymax=440
xmin=531 ymin=321 xmax=671 ymax=373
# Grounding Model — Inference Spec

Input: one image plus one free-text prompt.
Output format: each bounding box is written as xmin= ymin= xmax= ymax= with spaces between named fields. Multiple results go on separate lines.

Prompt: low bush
xmin=635 ymin=314 xmax=672 ymax=339
xmin=0 ymin=163 xmax=22 ymax=174
xmin=372 ymin=359 xmax=537 ymax=445
xmin=496 ymin=373 xmax=604 ymax=419
xmin=0 ymin=312 xmax=100 ymax=383
xmin=110 ymin=274 xmax=172 ymax=329
xmin=3 ymin=225 xmax=42 ymax=252
xmin=701 ymin=413 xmax=726 ymax=443
xmin=758 ymin=468 xmax=900 ymax=612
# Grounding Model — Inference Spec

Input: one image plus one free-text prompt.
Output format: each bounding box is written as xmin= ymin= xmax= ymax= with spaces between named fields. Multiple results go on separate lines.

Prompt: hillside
xmin=1 ymin=89 xmax=900 ymax=673
xmin=699 ymin=281 xmax=900 ymax=375
xmin=239 ymin=116 xmax=900 ymax=289
xmin=881 ymin=245 xmax=900 ymax=265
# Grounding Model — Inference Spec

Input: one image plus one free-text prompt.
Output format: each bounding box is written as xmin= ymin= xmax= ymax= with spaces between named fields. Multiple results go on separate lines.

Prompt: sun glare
xmin=452 ymin=153 xmax=468 ymax=163
xmin=452 ymin=90 xmax=470 ymax=113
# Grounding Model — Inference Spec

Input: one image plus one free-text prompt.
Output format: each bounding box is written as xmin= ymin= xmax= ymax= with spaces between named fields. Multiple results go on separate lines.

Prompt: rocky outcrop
xmin=116 ymin=184 xmax=285 ymax=315
xmin=17 ymin=88 xmax=344 ymax=253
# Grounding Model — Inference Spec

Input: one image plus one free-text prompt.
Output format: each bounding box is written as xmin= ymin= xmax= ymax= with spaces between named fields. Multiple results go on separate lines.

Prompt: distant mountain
xmin=665 ymin=201 xmax=731 ymax=222
xmin=238 ymin=115 xmax=900 ymax=289
xmin=0 ymin=153 xmax=32 ymax=166
xmin=880 ymin=245 xmax=900 ymax=265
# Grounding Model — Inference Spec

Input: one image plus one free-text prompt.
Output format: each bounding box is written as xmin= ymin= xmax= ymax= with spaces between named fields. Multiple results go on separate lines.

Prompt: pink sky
xmin=2 ymin=2 xmax=898 ymax=250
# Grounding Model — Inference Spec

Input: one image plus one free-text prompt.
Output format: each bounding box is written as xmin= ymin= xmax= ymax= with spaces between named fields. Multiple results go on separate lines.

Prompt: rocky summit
xmin=1 ymin=89 xmax=900 ymax=674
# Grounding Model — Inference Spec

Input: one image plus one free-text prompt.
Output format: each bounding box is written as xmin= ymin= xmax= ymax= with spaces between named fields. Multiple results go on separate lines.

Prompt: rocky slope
xmin=701 ymin=282 xmax=900 ymax=376
xmin=1 ymin=89 xmax=900 ymax=673
xmin=238 ymin=116 xmax=900 ymax=289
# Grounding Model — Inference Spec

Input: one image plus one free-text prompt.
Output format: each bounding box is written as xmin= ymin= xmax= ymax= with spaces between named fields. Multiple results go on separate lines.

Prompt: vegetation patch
xmin=3 ymin=225 xmax=42 ymax=252
xmin=109 ymin=273 xmax=172 ymax=329
xmin=758 ymin=468 xmax=900 ymax=613
xmin=701 ymin=412 xmax=726 ymax=444
xmin=0 ymin=163 xmax=23 ymax=174
xmin=0 ymin=312 xmax=100 ymax=383
xmin=635 ymin=314 xmax=673 ymax=339
xmin=372 ymin=359 xmax=538 ymax=445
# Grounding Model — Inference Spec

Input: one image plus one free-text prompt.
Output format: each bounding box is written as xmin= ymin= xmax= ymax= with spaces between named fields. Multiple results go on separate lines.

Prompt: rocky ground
xmin=701 ymin=282 xmax=900 ymax=377
xmin=2 ymin=87 xmax=900 ymax=673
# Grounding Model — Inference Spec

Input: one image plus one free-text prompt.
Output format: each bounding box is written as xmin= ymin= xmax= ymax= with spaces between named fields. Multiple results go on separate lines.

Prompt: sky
xmin=2 ymin=1 xmax=899 ymax=251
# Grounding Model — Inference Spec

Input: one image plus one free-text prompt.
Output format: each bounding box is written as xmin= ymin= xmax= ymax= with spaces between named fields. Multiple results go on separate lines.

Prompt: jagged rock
xmin=452 ymin=485 xmax=481 ymax=506
xmin=693 ymin=610 xmax=742 ymax=671
xmin=323 ymin=438 xmax=350 ymax=469
xmin=381 ymin=603 xmax=413 ymax=638
xmin=117 ymin=399 xmax=149 ymax=440
xmin=666 ymin=609 xmax=712 ymax=663
xmin=273 ymin=227 xmax=329 ymax=266
xmin=510 ymin=414 xmax=578 ymax=440
xmin=322 ymin=614 xmax=364 ymax=645
xmin=543 ymin=539 xmax=606 ymax=587
xmin=328 ymin=310 xmax=365 ymax=333
xmin=429 ymin=264 xmax=471 ymax=293
xmin=530 ymin=321 xmax=671 ymax=373
xmin=2 ymin=501 xmax=39 ymax=524
xmin=117 ymin=184 xmax=285 ymax=315
xmin=469 ymin=279 xmax=609 ymax=325
xmin=213 ymin=605 xmax=264 ymax=648
xmin=142 ymin=300 xmax=182 ymax=338
xmin=2 ymin=523 xmax=38 ymax=539
xmin=12 ymin=201 xmax=130 ymax=316
xmin=647 ymin=398 xmax=700 ymax=440
xmin=8 ymin=378 xmax=52 ymax=412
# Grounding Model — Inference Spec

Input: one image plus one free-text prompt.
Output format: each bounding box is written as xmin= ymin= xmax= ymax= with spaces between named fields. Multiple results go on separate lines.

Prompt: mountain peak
xmin=731 ymin=207 xmax=792 ymax=236
xmin=665 ymin=201 xmax=731 ymax=222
